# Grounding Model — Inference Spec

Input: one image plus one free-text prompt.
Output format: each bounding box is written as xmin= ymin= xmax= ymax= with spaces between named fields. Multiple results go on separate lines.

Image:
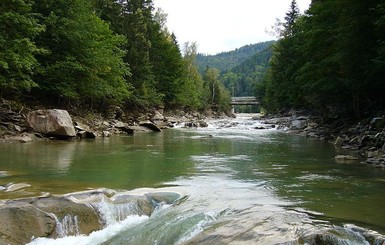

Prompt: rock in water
xmin=32 ymin=196 xmax=102 ymax=236
xmin=0 ymin=203 xmax=56 ymax=245
xmin=5 ymin=183 xmax=31 ymax=192
xmin=139 ymin=121 xmax=162 ymax=132
xmin=26 ymin=109 xmax=76 ymax=138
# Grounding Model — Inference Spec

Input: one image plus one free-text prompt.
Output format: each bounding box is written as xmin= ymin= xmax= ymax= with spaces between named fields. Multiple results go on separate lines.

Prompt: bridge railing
xmin=230 ymin=97 xmax=259 ymax=106
xmin=231 ymin=97 xmax=257 ymax=102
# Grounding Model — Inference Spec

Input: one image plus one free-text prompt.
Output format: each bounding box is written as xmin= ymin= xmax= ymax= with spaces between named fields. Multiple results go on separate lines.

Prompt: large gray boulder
xmin=289 ymin=118 xmax=308 ymax=130
xmin=26 ymin=109 xmax=76 ymax=138
xmin=0 ymin=203 xmax=56 ymax=245
xmin=0 ymin=190 xmax=181 ymax=243
xmin=32 ymin=196 xmax=102 ymax=236
xmin=139 ymin=121 xmax=162 ymax=132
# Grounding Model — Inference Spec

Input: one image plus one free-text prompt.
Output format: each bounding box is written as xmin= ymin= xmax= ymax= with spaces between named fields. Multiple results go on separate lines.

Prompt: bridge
xmin=230 ymin=97 xmax=260 ymax=113
xmin=230 ymin=97 xmax=259 ymax=105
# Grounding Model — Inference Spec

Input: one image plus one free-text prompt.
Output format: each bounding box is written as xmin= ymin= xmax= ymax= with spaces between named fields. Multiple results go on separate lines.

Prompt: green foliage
xmin=0 ymin=0 xmax=44 ymax=93
xmin=178 ymin=42 xmax=205 ymax=110
xmin=33 ymin=0 xmax=131 ymax=106
xmin=0 ymin=0 xmax=232 ymax=113
xmin=149 ymin=9 xmax=185 ymax=108
xmin=203 ymin=67 xmax=231 ymax=112
xmin=196 ymin=41 xmax=275 ymax=74
xmin=261 ymin=0 xmax=385 ymax=117
xmin=196 ymin=41 xmax=274 ymax=103
xmin=228 ymin=47 xmax=273 ymax=97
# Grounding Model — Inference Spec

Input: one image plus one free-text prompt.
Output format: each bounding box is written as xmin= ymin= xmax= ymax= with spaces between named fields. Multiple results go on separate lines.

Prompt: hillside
xmin=225 ymin=46 xmax=273 ymax=97
xmin=196 ymin=41 xmax=275 ymax=74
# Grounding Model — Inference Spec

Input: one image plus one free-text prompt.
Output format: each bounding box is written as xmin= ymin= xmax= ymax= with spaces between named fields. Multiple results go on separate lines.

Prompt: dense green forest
xmin=197 ymin=41 xmax=274 ymax=98
xmin=196 ymin=41 xmax=274 ymax=74
xmin=0 ymin=0 xmax=231 ymax=113
xmin=4 ymin=0 xmax=382 ymax=118
xmin=260 ymin=0 xmax=385 ymax=117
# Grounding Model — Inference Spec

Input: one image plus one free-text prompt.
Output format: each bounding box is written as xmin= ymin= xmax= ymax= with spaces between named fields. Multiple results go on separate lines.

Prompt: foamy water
xmin=27 ymin=215 xmax=148 ymax=245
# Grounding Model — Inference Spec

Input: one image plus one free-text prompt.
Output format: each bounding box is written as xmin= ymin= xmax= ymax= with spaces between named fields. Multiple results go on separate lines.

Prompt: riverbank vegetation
xmin=259 ymin=0 xmax=385 ymax=118
xmin=0 ymin=0 xmax=231 ymax=114
xmin=3 ymin=0 xmax=384 ymax=120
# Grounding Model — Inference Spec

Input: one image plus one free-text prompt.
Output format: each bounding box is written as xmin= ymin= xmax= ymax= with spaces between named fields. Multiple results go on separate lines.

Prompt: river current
xmin=1 ymin=114 xmax=385 ymax=244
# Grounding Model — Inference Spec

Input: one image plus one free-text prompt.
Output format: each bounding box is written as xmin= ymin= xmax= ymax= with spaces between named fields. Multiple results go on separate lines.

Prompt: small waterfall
xmin=91 ymin=200 xmax=147 ymax=227
xmin=53 ymin=214 xmax=81 ymax=237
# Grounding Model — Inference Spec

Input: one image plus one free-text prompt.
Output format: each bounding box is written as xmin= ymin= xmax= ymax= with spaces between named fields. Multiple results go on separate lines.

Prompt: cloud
xmin=154 ymin=0 xmax=311 ymax=54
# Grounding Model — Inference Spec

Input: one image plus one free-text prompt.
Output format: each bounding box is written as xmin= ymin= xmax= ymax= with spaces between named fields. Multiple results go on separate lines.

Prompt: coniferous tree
xmin=149 ymin=8 xmax=184 ymax=107
xmin=114 ymin=0 xmax=163 ymax=107
xmin=264 ymin=0 xmax=302 ymax=112
xmin=371 ymin=2 xmax=385 ymax=108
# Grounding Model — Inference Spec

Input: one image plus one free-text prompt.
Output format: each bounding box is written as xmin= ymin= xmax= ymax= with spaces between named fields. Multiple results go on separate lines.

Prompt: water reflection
xmin=0 ymin=141 xmax=77 ymax=174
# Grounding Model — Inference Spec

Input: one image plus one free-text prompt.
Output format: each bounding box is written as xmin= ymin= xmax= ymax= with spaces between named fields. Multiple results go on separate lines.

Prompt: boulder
xmin=13 ymin=124 xmax=22 ymax=132
xmin=334 ymin=136 xmax=346 ymax=146
xmin=289 ymin=119 xmax=307 ymax=130
xmin=26 ymin=109 xmax=76 ymax=138
xmin=114 ymin=121 xmax=134 ymax=134
xmin=165 ymin=117 xmax=179 ymax=124
xmin=335 ymin=155 xmax=358 ymax=163
xmin=0 ymin=203 xmax=56 ymax=245
xmin=197 ymin=120 xmax=209 ymax=127
xmin=152 ymin=110 xmax=164 ymax=121
xmin=76 ymin=130 xmax=87 ymax=139
xmin=184 ymin=121 xmax=198 ymax=128
xmin=32 ymin=196 xmax=102 ymax=236
xmin=0 ymin=189 xmax=181 ymax=243
xmin=5 ymin=183 xmax=31 ymax=192
xmin=139 ymin=121 xmax=162 ymax=132
xmin=102 ymin=131 xmax=111 ymax=137
xmin=110 ymin=195 xmax=155 ymax=217
xmin=367 ymin=150 xmax=380 ymax=158
xmin=145 ymin=192 xmax=181 ymax=205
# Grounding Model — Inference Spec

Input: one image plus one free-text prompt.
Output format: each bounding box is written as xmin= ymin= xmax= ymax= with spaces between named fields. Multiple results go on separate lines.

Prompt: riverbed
xmin=1 ymin=114 xmax=385 ymax=244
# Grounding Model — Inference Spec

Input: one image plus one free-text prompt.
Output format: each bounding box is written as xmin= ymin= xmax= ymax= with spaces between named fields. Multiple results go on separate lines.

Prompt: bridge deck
xmin=230 ymin=101 xmax=260 ymax=105
xmin=231 ymin=97 xmax=259 ymax=105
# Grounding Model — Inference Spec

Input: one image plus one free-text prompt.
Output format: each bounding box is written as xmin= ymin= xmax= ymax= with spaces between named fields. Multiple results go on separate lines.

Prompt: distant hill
xmin=196 ymin=40 xmax=275 ymax=74
xmin=226 ymin=45 xmax=273 ymax=97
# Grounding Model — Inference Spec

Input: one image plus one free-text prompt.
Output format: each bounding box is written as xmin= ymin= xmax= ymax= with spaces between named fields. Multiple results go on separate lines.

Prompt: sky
xmin=153 ymin=0 xmax=312 ymax=55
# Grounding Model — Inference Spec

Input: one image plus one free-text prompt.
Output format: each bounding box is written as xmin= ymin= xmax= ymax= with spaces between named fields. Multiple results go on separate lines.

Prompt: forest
xmin=3 ymin=0 xmax=384 ymax=118
xmin=260 ymin=0 xmax=385 ymax=118
xmin=197 ymin=41 xmax=274 ymax=98
xmin=0 ymin=0 xmax=231 ymax=113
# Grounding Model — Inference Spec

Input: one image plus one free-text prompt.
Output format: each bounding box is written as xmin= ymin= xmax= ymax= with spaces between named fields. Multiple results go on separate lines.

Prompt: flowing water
xmin=1 ymin=114 xmax=385 ymax=244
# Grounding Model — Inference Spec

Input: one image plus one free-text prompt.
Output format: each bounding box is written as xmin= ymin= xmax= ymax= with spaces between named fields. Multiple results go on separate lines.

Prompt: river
xmin=1 ymin=114 xmax=385 ymax=244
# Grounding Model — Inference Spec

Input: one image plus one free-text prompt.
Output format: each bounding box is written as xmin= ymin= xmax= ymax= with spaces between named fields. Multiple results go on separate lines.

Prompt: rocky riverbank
xmin=258 ymin=111 xmax=385 ymax=168
xmin=0 ymin=99 xmax=227 ymax=143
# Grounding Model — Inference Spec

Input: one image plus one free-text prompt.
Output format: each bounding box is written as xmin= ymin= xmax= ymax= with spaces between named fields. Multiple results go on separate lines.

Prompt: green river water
xmin=1 ymin=115 xmax=385 ymax=244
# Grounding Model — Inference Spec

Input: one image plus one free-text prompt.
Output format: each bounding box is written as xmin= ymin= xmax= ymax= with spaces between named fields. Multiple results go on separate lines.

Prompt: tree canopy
xmin=260 ymin=0 xmax=385 ymax=117
xmin=0 ymin=0 xmax=230 ymax=113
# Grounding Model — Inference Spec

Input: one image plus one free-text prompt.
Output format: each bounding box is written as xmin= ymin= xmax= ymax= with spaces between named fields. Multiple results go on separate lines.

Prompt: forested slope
xmin=260 ymin=0 xmax=385 ymax=117
xmin=0 ymin=0 xmax=231 ymax=113
xmin=196 ymin=41 xmax=274 ymax=74
xmin=222 ymin=46 xmax=273 ymax=97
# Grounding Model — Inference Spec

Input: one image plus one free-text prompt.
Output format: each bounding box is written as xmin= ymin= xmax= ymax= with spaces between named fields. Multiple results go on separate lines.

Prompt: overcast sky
xmin=153 ymin=0 xmax=311 ymax=54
